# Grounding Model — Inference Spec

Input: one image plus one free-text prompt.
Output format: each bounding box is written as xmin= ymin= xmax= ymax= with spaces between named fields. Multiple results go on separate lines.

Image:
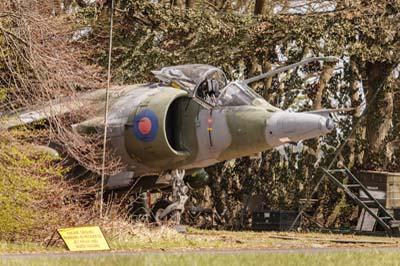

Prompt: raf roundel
xmin=138 ymin=117 xmax=152 ymax=135
xmin=132 ymin=110 xmax=158 ymax=142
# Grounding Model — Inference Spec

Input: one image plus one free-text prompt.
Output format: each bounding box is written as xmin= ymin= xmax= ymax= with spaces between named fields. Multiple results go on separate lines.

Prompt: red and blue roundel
xmin=132 ymin=110 xmax=158 ymax=142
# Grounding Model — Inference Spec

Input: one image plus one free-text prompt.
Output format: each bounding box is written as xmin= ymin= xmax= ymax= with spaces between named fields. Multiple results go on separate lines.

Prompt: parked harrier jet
xmin=3 ymin=57 xmax=340 ymax=222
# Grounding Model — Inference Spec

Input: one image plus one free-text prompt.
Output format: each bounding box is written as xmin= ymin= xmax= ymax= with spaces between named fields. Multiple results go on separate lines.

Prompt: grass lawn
xmin=0 ymin=242 xmax=60 ymax=254
xmin=1 ymin=225 xmax=400 ymax=266
xmin=0 ymin=227 xmax=399 ymax=253
xmin=2 ymin=250 xmax=400 ymax=266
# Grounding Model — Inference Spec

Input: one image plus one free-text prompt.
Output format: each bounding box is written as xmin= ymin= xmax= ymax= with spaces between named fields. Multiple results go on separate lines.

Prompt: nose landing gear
xmin=153 ymin=169 xmax=189 ymax=225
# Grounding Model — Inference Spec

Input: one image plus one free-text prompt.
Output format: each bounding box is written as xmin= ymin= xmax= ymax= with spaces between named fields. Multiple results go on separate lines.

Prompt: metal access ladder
xmin=321 ymin=166 xmax=398 ymax=234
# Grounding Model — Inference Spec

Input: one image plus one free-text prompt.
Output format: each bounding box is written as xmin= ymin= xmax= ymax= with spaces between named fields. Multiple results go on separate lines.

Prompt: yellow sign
xmin=57 ymin=226 xmax=110 ymax=251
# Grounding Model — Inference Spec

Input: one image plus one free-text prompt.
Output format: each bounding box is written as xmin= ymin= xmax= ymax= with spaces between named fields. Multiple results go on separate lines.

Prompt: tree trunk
xmin=185 ymin=0 xmax=195 ymax=8
xmin=248 ymin=55 xmax=260 ymax=91
xmin=63 ymin=0 xmax=73 ymax=10
xmin=362 ymin=61 xmax=394 ymax=170
xmin=171 ymin=0 xmax=184 ymax=8
xmin=312 ymin=63 xmax=335 ymax=110
xmin=76 ymin=0 xmax=89 ymax=8
xmin=388 ymin=84 xmax=400 ymax=170
xmin=248 ymin=55 xmax=259 ymax=78
xmin=254 ymin=0 xmax=269 ymax=15
xmin=262 ymin=60 xmax=273 ymax=102
xmin=232 ymin=0 xmax=252 ymax=13
xmin=347 ymin=57 xmax=363 ymax=168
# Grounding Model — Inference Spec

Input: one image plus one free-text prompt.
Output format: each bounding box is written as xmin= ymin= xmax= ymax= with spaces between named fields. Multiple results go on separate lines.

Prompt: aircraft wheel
xmin=151 ymin=199 xmax=173 ymax=225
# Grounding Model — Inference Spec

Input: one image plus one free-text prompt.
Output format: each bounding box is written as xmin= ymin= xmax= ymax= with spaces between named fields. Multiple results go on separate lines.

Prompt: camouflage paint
xmin=218 ymin=106 xmax=274 ymax=161
xmin=125 ymin=87 xmax=188 ymax=169
xmin=5 ymin=73 xmax=336 ymax=191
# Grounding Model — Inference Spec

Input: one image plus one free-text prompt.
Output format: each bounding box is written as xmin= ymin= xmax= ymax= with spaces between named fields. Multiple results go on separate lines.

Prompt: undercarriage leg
xmin=157 ymin=169 xmax=189 ymax=224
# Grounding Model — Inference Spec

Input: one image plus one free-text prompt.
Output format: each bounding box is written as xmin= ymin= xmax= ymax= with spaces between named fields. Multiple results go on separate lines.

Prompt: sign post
xmin=57 ymin=226 xmax=110 ymax=251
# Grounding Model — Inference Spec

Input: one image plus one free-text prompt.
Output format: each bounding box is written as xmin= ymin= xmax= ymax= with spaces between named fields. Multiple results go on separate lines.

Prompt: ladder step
xmin=322 ymin=165 xmax=397 ymax=232
xmin=343 ymin=184 xmax=360 ymax=188
xmin=328 ymin=169 xmax=346 ymax=173
xmin=300 ymin=198 xmax=318 ymax=202
xmin=361 ymin=200 xmax=375 ymax=204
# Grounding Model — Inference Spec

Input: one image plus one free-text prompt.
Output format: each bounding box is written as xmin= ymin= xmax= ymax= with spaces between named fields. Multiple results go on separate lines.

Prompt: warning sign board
xmin=57 ymin=226 xmax=110 ymax=251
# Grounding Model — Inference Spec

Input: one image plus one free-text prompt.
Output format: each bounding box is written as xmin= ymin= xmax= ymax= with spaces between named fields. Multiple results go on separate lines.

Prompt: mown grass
xmin=1 ymin=224 xmax=399 ymax=266
xmin=2 ymin=250 xmax=400 ymax=266
xmin=1 ymin=226 xmax=399 ymax=254
xmin=0 ymin=241 xmax=61 ymax=254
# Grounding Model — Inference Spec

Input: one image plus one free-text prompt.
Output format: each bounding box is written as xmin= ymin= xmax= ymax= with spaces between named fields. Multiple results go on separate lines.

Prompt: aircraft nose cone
xmin=325 ymin=117 xmax=335 ymax=131
xmin=265 ymin=111 xmax=336 ymax=147
xmin=319 ymin=117 xmax=334 ymax=133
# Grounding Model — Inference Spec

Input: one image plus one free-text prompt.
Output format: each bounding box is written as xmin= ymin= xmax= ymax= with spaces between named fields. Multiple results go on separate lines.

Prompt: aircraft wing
xmin=1 ymin=89 xmax=107 ymax=130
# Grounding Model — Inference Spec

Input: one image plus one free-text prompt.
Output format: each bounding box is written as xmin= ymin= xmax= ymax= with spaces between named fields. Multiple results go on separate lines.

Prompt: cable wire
xmin=100 ymin=0 xmax=114 ymax=219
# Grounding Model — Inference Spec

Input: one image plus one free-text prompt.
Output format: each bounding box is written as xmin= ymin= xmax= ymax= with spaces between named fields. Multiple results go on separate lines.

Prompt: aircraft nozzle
xmin=266 ymin=111 xmax=335 ymax=147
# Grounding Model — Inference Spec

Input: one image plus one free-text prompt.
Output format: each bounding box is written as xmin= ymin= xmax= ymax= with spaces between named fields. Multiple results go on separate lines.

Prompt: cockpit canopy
xmin=218 ymin=82 xmax=262 ymax=106
xmin=152 ymin=64 xmax=276 ymax=110
xmin=152 ymin=64 xmax=227 ymax=94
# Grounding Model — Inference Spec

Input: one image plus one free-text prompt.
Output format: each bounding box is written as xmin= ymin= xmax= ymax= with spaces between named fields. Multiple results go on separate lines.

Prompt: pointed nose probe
xmin=265 ymin=112 xmax=335 ymax=147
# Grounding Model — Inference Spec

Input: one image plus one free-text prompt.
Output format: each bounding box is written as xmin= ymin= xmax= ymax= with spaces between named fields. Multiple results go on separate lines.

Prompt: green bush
xmin=0 ymin=132 xmax=63 ymax=242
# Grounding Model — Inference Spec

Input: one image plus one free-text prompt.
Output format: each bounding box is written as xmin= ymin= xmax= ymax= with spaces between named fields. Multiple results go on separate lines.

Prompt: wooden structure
xmin=358 ymin=171 xmax=400 ymax=209
xmin=321 ymin=167 xmax=400 ymax=235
